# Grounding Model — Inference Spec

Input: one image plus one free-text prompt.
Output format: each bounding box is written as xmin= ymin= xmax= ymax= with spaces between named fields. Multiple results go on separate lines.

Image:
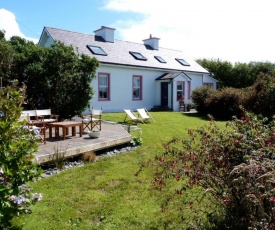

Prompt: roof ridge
xmin=45 ymin=26 xmax=182 ymax=52
xmin=45 ymin=26 xmax=91 ymax=37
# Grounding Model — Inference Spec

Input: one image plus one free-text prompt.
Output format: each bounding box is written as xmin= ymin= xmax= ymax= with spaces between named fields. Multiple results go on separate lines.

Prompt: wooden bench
xmin=35 ymin=109 xmax=59 ymax=122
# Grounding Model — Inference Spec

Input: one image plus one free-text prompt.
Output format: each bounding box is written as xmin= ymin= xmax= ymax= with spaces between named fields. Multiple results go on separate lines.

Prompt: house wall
xmin=203 ymin=74 xmax=218 ymax=88
xmin=39 ymin=32 xmax=54 ymax=47
xmin=188 ymin=72 xmax=204 ymax=93
xmin=87 ymin=68 xmax=217 ymax=113
xmin=87 ymin=65 xmax=165 ymax=113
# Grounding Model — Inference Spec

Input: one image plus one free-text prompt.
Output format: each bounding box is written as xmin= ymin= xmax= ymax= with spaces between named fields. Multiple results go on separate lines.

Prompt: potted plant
xmin=88 ymin=130 xmax=101 ymax=138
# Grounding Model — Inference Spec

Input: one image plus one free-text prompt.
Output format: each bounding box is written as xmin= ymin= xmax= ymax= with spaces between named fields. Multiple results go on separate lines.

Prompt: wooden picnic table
xmin=48 ymin=121 xmax=83 ymax=140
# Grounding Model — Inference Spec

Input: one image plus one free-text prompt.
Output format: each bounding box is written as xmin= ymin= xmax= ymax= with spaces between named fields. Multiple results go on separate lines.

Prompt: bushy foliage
xmin=205 ymin=87 xmax=245 ymax=120
xmin=8 ymin=37 xmax=99 ymax=120
xmin=197 ymin=59 xmax=275 ymax=88
xmin=245 ymin=73 xmax=275 ymax=121
xmin=0 ymin=34 xmax=13 ymax=83
xmin=0 ymin=81 xmax=42 ymax=228
xmin=190 ymin=86 xmax=215 ymax=115
xmin=192 ymin=86 xmax=245 ymax=120
xmin=192 ymin=74 xmax=275 ymax=120
xmin=145 ymin=112 xmax=275 ymax=229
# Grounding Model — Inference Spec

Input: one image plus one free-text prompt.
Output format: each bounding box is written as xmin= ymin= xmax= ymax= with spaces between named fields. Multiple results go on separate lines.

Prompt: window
xmin=98 ymin=73 xmax=110 ymax=100
xmin=132 ymin=75 xmax=142 ymax=100
xmin=154 ymin=56 xmax=166 ymax=63
xmin=175 ymin=58 xmax=190 ymax=66
xmin=203 ymin=83 xmax=214 ymax=88
xmin=129 ymin=51 xmax=147 ymax=61
xmin=177 ymin=81 xmax=185 ymax=100
xmin=87 ymin=45 xmax=107 ymax=56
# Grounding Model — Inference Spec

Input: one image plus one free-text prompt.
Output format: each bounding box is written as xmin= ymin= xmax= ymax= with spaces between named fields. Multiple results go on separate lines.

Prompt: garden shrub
xmin=193 ymin=73 xmax=275 ymax=121
xmin=0 ymin=81 xmax=42 ymax=228
xmin=245 ymin=73 xmax=275 ymax=121
xmin=191 ymin=86 xmax=215 ymax=115
xmin=205 ymin=87 xmax=246 ymax=120
xmin=145 ymin=112 xmax=275 ymax=229
xmin=192 ymin=86 xmax=245 ymax=120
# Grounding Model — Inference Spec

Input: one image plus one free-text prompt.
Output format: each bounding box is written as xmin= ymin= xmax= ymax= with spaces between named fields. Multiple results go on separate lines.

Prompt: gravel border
xmin=41 ymin=144 xmax=140 ymax=178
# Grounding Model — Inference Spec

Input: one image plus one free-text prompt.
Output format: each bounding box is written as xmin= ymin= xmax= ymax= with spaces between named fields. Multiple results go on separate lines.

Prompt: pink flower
xmin=223 ymin=198 xmax=231 ymax=206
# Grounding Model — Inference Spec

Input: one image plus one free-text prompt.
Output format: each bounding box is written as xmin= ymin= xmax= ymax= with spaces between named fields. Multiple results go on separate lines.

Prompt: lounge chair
xmin=137 ymin=108 xmax=156 ymax=123
xmin=123 ymin=109 xmax=144 ymax=124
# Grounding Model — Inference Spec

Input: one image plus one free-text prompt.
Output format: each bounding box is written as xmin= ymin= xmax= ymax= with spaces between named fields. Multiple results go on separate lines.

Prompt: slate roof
xmin=40 ymin=27 xmax=209 ymax=74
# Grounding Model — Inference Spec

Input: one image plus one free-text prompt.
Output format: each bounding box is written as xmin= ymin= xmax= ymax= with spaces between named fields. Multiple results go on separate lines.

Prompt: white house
xmin=38 ymin=26 xmax=217 ymax=112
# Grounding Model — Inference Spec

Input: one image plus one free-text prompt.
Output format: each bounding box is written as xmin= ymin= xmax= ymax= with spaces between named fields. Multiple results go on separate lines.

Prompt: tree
xmin=9 ymin=38 xmax=99 ymax=120
xmin=8 ymin=36 xmax=44 ymax=86
xmin=0 ymin=33 xmax=13 ymax=87
xmin=197 ymin=59 xmax=275 ymax=88
xmin=0 ymin=81 xmax=42 ymax=228
xmin=197 ymin=59 xmax=234 ymax=88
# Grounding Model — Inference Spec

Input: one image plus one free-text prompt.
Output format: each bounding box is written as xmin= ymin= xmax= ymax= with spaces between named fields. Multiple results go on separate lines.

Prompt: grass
xmin=11 ymin=112 xmax=225 ymax=230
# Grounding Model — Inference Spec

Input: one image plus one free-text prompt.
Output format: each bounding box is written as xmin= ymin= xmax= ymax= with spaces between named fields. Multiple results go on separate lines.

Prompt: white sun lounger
xmin=123 ymin=109 xmax=144 ymax=124
xmin=137 ymin=108 xmax=156 ymax=123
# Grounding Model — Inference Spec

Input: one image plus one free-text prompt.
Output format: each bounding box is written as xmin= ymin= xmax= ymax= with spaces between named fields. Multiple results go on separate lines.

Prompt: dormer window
xmin=129 ymin=51 xmax=147 ymax=61
xmin=154 ymin=56 xmax=166 ymax=63
xmin=87 ymin=45 xmax=107 ymax=56
xmin=176 ymin=58 xmax=190 ymax=66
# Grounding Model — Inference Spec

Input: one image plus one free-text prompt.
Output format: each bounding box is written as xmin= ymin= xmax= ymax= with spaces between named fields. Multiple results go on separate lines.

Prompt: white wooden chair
xmin=137 ymin=108 xmax=156 ymax=123
xmin=82 ymin=109 xmax=102 ymax=131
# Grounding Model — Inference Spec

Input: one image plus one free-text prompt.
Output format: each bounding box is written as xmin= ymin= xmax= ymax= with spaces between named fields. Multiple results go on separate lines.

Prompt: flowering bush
xmin=0 ymin=81 xmax=42 ymax=228
xmin=146 ymin=112 xmax=275 ymax=229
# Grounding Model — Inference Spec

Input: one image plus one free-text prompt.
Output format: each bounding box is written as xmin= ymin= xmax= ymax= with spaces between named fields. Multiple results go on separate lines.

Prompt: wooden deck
xmin=35 ymin=122 xmax=132 ymax=164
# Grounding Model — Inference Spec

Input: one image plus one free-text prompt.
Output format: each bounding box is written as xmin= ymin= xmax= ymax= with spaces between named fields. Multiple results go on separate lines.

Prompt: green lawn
xmin=12 ymin=112 xmax=224 ymax=230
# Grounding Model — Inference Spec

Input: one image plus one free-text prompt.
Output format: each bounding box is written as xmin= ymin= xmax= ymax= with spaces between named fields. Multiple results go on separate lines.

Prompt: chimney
xmin=143 ymin=34 xmax=160 ymax=50
xmin=94 ymin=26 xmax=116 ymax=43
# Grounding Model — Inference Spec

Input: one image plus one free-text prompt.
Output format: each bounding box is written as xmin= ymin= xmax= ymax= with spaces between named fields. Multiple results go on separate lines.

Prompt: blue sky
xmin=1 ymin=0 xmax=275 ymax=64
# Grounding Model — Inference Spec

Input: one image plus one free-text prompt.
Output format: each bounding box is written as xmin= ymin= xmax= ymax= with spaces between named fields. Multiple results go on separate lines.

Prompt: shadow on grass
xmin=182 ymin=112 xmax=210 ymax=121
xmin=182 ymin=112 xmax=231 ymax=122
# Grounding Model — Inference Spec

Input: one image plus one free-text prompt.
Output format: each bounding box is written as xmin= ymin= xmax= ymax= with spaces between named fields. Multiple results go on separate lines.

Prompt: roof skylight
xmin=175 ymin=58 xmax=190 ymax=66
xmin=129 ymin=51 xmax=147 ymax=61
xmin=87 ymin=45 xmax=107 ymax=56
xmin=154 ymin=56 xmax=166 ymax=63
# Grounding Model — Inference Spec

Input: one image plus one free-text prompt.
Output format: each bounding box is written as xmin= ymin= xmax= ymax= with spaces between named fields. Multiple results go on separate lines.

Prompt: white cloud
xmin=0 ymin=9 xmax=38 ymax=43
xmin=104 ymin=0 xmax=275 ymax=63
